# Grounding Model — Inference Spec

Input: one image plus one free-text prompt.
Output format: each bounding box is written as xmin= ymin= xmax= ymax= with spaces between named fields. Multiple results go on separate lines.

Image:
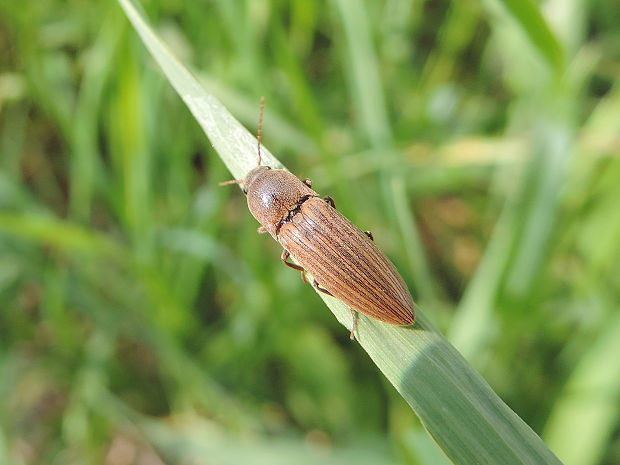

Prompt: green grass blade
xmin=94 ymin=392 xmax=398 ymax=465
xmin=116 ymin=1 xmax=563 ymax=463
xmin=116 ymin=0 xmax=282 ymax=180
xmin=0 ymin=212 xmax=124 ymax=259
xmin=543 ymin=314 xmax=620 ymax=465
xmin=332 ymin=0 xmax=436 ymax=304
xmin=70 ymin=8 xmax=122 ymax=222
xmin=342 ymin=307 xmax=562 ymax=465
xmin=495 ymin=0 xmax=564 ymax=71
xmin=332 ymin=0 xmax=391 ymax=148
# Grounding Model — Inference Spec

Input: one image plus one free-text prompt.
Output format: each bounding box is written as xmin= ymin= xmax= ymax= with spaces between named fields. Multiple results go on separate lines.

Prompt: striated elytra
xmin=222 ymin=99 xmax=415 ymax=339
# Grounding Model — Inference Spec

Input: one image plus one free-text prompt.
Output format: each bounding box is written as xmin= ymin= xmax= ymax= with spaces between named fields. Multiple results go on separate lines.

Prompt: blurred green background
xmin=1 ymin=0 xmax=620 ymax=464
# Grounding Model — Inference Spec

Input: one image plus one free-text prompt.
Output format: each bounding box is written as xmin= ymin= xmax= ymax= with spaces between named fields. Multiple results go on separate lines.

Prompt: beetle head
xmin=241 ymin=165 xmax=271 ymax=194
xmin=220 ymin=98 xmax=316 ymax=238
xmin=244 ymin=167 xmax=315 ymax=238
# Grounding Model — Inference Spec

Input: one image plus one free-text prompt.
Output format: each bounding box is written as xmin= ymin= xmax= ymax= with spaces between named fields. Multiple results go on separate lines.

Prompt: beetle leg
xmin=312 ymin=279 xmax=333 ymax=296
xmin=302 ymin=178 xmax=312 ymax=188
xmin=323 ymin=196 xmax=336 ymax=208
xmin=281 ymin=249 xmax=310 ymax=283
xmin=257 ymin=226 xmax=268 ymax=234
xmin=349 ymin=308 xmax=357 ymax=340
xmin=281 ymin=249 xmax=305 ymax=273
xmin=364 ymin=231 xmax=374 ymax=241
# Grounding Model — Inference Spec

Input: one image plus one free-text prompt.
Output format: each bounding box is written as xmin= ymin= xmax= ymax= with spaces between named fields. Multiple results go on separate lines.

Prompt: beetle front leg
xmin=364 ymin=231 xmax=374 ymax=241
xmin=302 ymin=178 xmax=312 ymax=188
xmin=281 ymin=250 xmax=307 ymax=282
xmin=323 ymin=196 xmax=335 ymax=208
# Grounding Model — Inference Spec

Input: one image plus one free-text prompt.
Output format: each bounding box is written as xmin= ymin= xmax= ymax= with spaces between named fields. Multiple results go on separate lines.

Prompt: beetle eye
xmin=266 ymin=166 xmax=272 ymax=170
xmin=243 ymin=187 xmax=248 ymax=194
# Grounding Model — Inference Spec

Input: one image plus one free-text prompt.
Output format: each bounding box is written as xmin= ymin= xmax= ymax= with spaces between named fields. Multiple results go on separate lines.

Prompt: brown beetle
xmin=222 ymin=98 xmax=414 ymax=339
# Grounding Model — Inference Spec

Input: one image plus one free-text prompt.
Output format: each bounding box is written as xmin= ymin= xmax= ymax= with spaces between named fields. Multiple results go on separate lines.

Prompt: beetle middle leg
xmin=281 ymin=250 xmax=307 ymax=282
xmin=312 ymin=279 xmax=333 ymax=296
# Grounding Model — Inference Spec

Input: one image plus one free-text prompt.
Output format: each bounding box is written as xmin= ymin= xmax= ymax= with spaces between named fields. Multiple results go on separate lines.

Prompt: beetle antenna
xmin=257 ymin=96 xmax=265 ymax=166
xmin=219 ymin=179 xmax=243 ymax=186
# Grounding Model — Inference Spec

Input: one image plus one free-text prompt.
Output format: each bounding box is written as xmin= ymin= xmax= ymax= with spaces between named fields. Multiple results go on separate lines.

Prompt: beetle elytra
xmin=221 ymin=98 xmax=415 ymax=339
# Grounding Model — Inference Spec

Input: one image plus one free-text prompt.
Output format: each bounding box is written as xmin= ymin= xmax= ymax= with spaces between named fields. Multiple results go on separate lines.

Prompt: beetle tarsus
xmin=257 ymin=226 xmax=268 ymax=234
xmin=349 ymin=308 xmax=357 ymax=340
xmin=302 ymin=178 xmax=312 ymax=188
xmin=364 ymin=231 xmax=374 ymax=241
xmin=312 ymin=279 xmax=333 ymax=296
xmin=324 ymin=196 xmax=335 ymax=208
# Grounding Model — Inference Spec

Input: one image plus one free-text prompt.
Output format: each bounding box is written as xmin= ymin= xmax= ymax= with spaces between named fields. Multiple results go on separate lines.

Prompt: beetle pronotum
xmin=222 ymin=98 xmax=415 ymax=339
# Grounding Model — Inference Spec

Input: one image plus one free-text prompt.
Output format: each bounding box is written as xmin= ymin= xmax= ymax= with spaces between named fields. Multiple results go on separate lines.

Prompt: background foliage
xmin=1 ymin=0 xmax=619 ymax=464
